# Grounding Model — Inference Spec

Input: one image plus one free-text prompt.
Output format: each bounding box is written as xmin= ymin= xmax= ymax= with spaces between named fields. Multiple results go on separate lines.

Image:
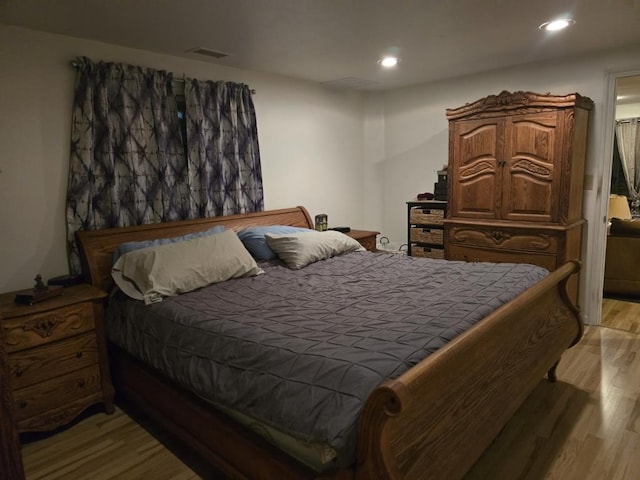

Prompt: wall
xmin=0 ymin=25 xmax=365 ymax=292
xmin=365 ymin=45 xmax=640 ymax=324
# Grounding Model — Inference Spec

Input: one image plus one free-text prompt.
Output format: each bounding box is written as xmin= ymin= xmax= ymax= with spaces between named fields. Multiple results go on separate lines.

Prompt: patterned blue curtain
xmin=66 ymin=59 xmax=264 ymax=275
xmin=185 ymin=79 xmax=264 ymax=217
xmin=66 ymin=57 xmax=189 ymax=274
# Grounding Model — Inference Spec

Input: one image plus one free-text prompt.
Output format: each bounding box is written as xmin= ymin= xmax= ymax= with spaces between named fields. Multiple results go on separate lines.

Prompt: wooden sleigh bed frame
xmin=76 ymin=206 xmax=584 ymax=480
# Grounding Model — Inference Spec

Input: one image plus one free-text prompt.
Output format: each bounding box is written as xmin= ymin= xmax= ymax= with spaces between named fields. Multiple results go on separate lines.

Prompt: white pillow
xmin=112 ymin=230 xmax=263 ymax=304
xmin=265 ymin=230 xmax=365 ymax=269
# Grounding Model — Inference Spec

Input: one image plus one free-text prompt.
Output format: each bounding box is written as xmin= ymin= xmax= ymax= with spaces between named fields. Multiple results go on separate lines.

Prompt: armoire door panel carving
xmin=450 ymin=119 xmax=501 ymax=219
xmin=502 ymin=113 xmax=562 ymax=222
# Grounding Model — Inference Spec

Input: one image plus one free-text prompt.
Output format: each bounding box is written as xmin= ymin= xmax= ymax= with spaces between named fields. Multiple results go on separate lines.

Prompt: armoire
xmin=444 ymin=91 xmax=593 ymax=305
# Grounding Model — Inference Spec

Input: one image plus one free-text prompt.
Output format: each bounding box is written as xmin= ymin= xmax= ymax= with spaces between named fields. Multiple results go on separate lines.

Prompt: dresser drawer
xmin=3 ymin=302 xmax=95 ymax=353
xmin=411 ymin=245 xmax=445 ymax=259
xmin=410 ymin=206 xmax=445 ymax=225
xmin=8 ymin=333 xmax=99 ymax=389
xmin=446 ymin=224 xmax=559 ymax=253
xmin=447 ymin=244 xmax=557 ymax=270
xmin=13 ymin=364 xmax=102 ymax=423
xmin=410 ymin=227 xmax=444 ymax=245
xmin=17 ymin=393 xmax=106 ymax=433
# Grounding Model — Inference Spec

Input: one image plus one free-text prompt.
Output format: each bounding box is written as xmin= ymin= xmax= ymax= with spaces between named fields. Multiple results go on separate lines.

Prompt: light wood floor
xmin=602 ymin=297 xmax=640 ymax=334
xmin=21 ymin=304 xmax=640 ymax=480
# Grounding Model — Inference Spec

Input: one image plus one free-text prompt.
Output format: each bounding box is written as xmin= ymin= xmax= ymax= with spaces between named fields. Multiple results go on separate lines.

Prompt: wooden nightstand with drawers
xmin=346 ymin=229 xmax=379 ymax=252
xmin=0 ymin=283 xmax=114 ymax=433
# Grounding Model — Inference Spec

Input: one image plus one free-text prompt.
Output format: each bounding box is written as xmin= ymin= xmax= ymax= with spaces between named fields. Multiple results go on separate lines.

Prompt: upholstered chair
xmin=604 ymin=195 xmax=640 ymax=296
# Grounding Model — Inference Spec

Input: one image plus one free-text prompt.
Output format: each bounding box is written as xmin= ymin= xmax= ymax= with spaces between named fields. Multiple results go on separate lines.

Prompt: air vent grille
xmin=187 ymin=47 xmax=231 ymax=59
xmin=322 ymin=77 xmax=379 ymax=90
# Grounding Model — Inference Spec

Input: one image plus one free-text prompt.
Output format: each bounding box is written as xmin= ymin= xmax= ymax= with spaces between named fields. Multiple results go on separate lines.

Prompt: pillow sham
xmin=238 ymin=225 xmax=313 ymax=261
xmin=112 ymin=229 xmax=263 ymax=304
xmin=265 ymin=230 xmax=365 ymax=269
xmin=112 ymin=225 xmax=225 ymax=264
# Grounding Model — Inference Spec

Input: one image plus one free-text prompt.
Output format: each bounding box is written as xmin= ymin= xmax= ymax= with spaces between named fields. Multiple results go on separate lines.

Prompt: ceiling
xmin=1 ymin=0 xmax=640 ymax=91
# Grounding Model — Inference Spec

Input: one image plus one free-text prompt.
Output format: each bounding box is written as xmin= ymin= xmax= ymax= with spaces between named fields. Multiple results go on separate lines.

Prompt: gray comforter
xmin=106 ymin=251 xmax=548 ymax=467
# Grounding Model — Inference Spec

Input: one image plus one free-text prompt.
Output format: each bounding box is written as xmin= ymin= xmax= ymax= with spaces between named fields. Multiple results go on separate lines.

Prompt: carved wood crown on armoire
xmin=443 ymin=90 xmax=593 ymax=305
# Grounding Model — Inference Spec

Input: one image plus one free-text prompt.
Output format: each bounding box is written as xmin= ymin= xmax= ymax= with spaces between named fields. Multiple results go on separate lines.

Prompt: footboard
xmin=356 ymin=261 xmax=583 ymax=480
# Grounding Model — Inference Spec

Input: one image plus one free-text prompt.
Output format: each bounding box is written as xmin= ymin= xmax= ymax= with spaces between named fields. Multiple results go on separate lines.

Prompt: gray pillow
xmin=112 ymin=230 xmax=263 ymax=304
xmin=265 ymin=230 xmax=364 ymax=269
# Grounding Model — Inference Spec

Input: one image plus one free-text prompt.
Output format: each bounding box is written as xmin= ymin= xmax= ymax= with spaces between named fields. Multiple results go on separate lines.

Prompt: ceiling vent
xmin=187 ymin=47 xmax=231 ymax=59
xmin=322 ymin=77 xmax=380 ymax=90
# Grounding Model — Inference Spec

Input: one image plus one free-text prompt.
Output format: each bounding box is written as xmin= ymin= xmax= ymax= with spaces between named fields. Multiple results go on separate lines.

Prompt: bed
xmin=76 ymin=206 xmax=583 ymax=480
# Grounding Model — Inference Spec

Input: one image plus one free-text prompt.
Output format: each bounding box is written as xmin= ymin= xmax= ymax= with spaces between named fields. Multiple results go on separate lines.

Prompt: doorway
xmin=601 ymin=73 xmax=640 ymax=334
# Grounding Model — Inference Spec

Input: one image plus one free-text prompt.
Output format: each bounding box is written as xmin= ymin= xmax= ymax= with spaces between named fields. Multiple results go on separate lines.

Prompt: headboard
xmin=76 ymin=206 xmax=314 ymax=292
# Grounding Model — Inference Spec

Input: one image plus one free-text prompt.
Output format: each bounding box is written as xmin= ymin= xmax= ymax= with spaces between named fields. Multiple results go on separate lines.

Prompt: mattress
xmin=105 ymin=251 xmax=548 ymax=469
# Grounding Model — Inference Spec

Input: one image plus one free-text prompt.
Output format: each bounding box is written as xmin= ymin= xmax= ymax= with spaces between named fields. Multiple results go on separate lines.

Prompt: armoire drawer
xmin=447 ymin=244 xmax=557 ymax=271
xmin=446 ymin=224 xmax=559 ymax=253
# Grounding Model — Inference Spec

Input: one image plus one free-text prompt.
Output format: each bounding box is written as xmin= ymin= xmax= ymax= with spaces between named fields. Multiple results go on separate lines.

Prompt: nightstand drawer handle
xmin=78 ymin=379 xmax=86 ymax=388
xmin=15 ymin=368 xmax=23 ymax=377
xmin=76 ymin=351 xmax=83 ymax=359
xmin=19 ymin=400 xmax=27 ymax=409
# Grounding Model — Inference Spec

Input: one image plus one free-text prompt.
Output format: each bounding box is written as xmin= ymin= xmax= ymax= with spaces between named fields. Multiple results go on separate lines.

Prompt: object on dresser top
xmin=48 ymin=274 xmax=84 ymax=288
xmin=14 ymin=274 xmax=64 ymax=305
xmin=416 ymin=192 xmax=435 ymax=200
xmin=314 ymin=213 xmax=328 ymax=231
xmin=329 ymin=226 xmax=351 ymax=233
xmin=434 ymin=169 xmax=448 ymax=201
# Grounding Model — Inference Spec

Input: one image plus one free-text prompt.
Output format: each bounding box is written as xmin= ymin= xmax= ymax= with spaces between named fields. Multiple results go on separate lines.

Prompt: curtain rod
xmin=70 ymin=60 xmax=256 ymax=94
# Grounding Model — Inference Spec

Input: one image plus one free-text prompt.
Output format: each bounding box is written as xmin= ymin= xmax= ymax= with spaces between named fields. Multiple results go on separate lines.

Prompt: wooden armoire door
xmin=501 ymin=112 xmax=563 ymax=223
xmin=449 ymin=111 xmax=564 ymax=223
xmin=448 ymin=117 xmax=502 ymax=220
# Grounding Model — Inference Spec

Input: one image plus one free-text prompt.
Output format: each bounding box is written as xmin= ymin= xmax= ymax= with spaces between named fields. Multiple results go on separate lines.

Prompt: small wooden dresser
xmin=407 ymin=200 xmax=447 ymax=259
xmin=0 ymin=284 xmax=114 ymax=433
xmin=346 ymin=229 xmax=379 ymax=252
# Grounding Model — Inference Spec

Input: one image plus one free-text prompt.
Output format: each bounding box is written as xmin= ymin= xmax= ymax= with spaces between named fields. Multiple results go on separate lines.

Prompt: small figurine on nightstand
xmin=34 ymin=274 xmax=47 ymax=291
xmin=14 ymin=273 xmax=64 ymax=305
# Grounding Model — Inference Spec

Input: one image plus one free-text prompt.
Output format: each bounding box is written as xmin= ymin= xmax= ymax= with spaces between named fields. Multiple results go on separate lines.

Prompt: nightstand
xmin=0 ymin=284 xmax=114 ymax=433
xmin=346 ymin=229 xmax=379 ymax=252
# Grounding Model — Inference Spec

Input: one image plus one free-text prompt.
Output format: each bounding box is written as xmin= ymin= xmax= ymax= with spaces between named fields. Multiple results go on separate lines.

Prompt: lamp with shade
xmin=608 ymin=194 xmax=632 ymax=221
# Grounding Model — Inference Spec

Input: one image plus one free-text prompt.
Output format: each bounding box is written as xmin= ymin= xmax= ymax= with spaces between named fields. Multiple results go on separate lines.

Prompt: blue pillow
xmin=238 ymin=225 xmax=313 ymax=260
xmin=112 ymin=225 xmax=225 ymax=264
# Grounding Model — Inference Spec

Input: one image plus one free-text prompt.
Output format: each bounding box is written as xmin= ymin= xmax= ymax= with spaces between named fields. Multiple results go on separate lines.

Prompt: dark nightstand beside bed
xmin=0 ymin=283 xmax=114 ymax=434
xmin=345 ymin=229 xmax=379 ymax=252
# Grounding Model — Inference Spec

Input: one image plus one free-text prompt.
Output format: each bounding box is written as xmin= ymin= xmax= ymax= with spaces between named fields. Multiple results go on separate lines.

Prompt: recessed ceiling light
xmin=378 ymin=56 xmax=399 ymax=68
xmin=539 ymin=18 xmax=575 ymax=31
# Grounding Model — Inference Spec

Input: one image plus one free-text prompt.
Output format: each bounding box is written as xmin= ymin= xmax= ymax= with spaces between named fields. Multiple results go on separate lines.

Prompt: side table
xmin=0 ymin=283 xmax=114 ymax=433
